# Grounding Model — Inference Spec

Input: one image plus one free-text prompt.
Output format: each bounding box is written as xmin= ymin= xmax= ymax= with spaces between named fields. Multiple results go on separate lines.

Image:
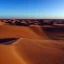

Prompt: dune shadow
xmin=41 ymin=27 xmax=64 ymax=40
xmin=29 ymin=25 xmax=64 ymax=40
xmin=0 ymin=38 xmax=19 ymax=45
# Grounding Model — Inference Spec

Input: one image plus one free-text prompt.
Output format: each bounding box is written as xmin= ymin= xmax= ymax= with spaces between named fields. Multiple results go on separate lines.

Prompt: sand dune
xmin=0 ymin=24 xmax=44 ymax=39
xmin=13 ymin=39 xmax=64 ymax=64
xmin=0 ymin=24 xmax=64 ymax=64
xmin=43 ymin=28 xmax=64 ymax=40
xmin=0 ymin=38 xmax=64 ymax=64
xmin=0 ymin=43 xmax=27 ymax=64
xmin=29 ymin=25 xmax=64 ymax=40
xmin=0 ymin=24 xmax=64 ymax=40
xmin=29 ymin=25 xmax=49 ymax=39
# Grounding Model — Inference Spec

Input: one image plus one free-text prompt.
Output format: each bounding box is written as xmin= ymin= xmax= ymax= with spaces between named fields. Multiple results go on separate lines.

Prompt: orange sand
xmin=0 ymin=23 xmax=64 ymax=64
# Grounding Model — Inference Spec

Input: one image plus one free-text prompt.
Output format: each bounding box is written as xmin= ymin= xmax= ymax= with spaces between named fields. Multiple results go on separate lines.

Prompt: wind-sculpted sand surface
xmin=0 ymin=24 xmax=45 ymax=39
xmin=0 ymin=23 xmax=64 ymax=64
xmin=0 ymin=39 xmax=64 ymax=64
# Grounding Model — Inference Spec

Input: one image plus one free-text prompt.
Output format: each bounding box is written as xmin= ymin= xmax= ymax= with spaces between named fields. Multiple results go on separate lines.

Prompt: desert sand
xmin=0 ymin=22 xmax=64 ymax=64
xmin=0 ymin=24 xmax=45 ymax=39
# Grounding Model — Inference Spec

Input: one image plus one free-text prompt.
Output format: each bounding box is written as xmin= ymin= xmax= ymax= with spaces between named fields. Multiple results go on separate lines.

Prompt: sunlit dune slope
xmin=0 ymin=24 xmax=45 ymax=39
xmin=0 ymin=38 xmax=64 ymax=64
xmin=0 ymin=44 xmax=27 ymax=64
xmin=13 ymin=39 xmax=64 ymax=64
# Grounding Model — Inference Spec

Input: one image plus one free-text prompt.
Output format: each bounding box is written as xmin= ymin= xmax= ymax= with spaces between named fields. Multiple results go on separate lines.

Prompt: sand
xmin=0 ymin=39 xmax=64 ymax=64
xmin=0 ymin=24 xmax=44 ymax=39
xmin=13 ymin=39 xmax=64 ymax=64
xmin=0 ymin=23 xmax=64 ymax=64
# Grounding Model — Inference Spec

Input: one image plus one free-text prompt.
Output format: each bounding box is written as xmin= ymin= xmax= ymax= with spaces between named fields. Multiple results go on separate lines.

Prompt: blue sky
xmin=0 ymin=0 xmax=64 ymax=19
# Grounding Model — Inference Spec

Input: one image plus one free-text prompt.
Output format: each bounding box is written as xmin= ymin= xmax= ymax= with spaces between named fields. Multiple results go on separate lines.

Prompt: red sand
xmin=0 ymin=24 xmax=64 ymax=64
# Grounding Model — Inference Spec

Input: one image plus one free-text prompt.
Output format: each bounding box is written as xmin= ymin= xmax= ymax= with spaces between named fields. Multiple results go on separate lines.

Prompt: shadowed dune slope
xmin=0 ymin=38 xmax=18 ymax=45
xmin=43 ymin=28 xmax=64 ymax=40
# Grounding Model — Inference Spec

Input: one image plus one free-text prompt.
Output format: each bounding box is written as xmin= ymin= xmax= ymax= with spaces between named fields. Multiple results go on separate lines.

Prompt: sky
xmin=0 ymin=0 xmax=64 ymax=19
